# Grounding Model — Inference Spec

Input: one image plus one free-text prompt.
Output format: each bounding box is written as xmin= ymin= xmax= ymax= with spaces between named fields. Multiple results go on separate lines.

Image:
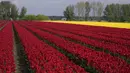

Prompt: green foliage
xmin=10 ymin=4 xmax=19 ymax=20
xmin=22 ymin=15 xmax=36 ymax=20
xmin=36 ymin=14 xmax=50 ymax=20
xmin=22 ymin=14 xmax=50 ymax=20
xmin=64 ymin=5 xmax=75 ymax=21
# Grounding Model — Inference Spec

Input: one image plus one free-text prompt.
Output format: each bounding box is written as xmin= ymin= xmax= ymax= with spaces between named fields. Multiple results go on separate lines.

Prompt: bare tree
xmin=91 ymin=2 xmax=97 ymax=17
xmin=91 ymin=1 xmax=104 ymax=20
xmin=97 ymin=2 xmax=104 ymax=17
xmin=85 ymin=1 xmax=91 ymax=20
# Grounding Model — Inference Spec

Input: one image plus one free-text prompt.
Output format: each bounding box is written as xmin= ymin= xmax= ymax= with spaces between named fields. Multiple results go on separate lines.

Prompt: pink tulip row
xmin=0 ymin=22 xmax=15 ymax=73
xmin=22 ymin=23 xmax=130 ymax=73
xmin=14 ymin=22 xmax=87 ymax=73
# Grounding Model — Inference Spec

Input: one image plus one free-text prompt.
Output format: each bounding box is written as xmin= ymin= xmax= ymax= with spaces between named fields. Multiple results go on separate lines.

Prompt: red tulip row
xmin=0 ymin=22 xmax=15 ymax=73
xmin=21 ymin=21 xmax=129 ymax=46
xmin=0 ymin=20 xmax=7 ymax=24
xmin=49 ymin=22 xmax=130 ymax=36
xmin=79 ymin=31 xmax=130 ymax=46
xmin=39 ymin=27 xmax=130 ymax=58
xmin=22 ymin=21 xmax=130 ymax=39
xmin=22 ymin=24 xmax=130 ymax=73
xmin=30 ymin=21 xmax=130 ymax=46
xmin=17 ymin=21 xmax=130 ymax=58
xmin=14 ymin=22 xmax=87 ymax=73
xmin=48 ymin=25 xmax=130 ymax=46
xmin=29 ymin=21 xmax=130 ymax=39
xmin=0 ymin=21 xmax=7 ymax=28
xmin=23 ymin=21 xmax=130 ymax=59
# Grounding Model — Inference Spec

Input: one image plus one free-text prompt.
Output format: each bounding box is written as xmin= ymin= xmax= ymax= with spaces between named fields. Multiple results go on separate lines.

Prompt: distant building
xmin=61 ymin=18 xmax=67 ymax=21
xmin=10 ymin=18 xmax=13 ymax=21
xmin=48 ymin=16 xmax=64 ymax=20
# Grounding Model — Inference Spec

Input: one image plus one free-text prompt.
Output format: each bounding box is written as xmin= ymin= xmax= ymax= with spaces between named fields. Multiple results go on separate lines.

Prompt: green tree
xmin=0 ymin=1 xmax=19 ymax=20
xmin=20 ymin=7 xmax=27 ymax=19
xmin=115 ymin=4 xmax=122 ymax=21
xmin=10 ymin=4 xmax=18 ymax=20
xmin=0 ymin=1 xmax=12 ymax=20
xmin=64 ymin=5 xmax=75 ymax=21
xmin=104 ymin=4 xmax=130 ymax=22
xmin=121 ymin=4 xmax=130 ymax=22
xmin=104 ymin=4 xmax=115 ymax=21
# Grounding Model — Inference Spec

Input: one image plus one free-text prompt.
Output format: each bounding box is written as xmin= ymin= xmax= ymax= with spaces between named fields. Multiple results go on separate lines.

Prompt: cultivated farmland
xmin=0 ymin=20 xmax=130 ymax=73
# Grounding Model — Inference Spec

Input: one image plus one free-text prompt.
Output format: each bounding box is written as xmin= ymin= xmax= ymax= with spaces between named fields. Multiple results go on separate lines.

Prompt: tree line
xmin=22 ymin=14 xmax=50 ymax=20
xmin=104 ymin=4 xmax=130 ymax=22
xmin=0 ymin=1 xmax=49 ymax=20
xmin=64 ymin=1 xmax=130 ymax=22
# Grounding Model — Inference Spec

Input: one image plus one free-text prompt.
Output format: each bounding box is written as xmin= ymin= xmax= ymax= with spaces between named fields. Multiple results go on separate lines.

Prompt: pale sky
xmin=2 ymin=0 xmax=130 ymax=16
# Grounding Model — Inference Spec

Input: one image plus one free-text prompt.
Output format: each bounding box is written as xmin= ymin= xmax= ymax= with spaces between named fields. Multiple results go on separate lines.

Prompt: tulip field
xmin=0 ymin=21 xmax=130 ymax=73
xmin=50 ymin=21 xmax=130 ymax=29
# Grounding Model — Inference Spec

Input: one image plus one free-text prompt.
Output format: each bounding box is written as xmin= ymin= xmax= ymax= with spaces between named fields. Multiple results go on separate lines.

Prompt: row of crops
xmin=0 ymin=20 xmax=130 ymax=73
